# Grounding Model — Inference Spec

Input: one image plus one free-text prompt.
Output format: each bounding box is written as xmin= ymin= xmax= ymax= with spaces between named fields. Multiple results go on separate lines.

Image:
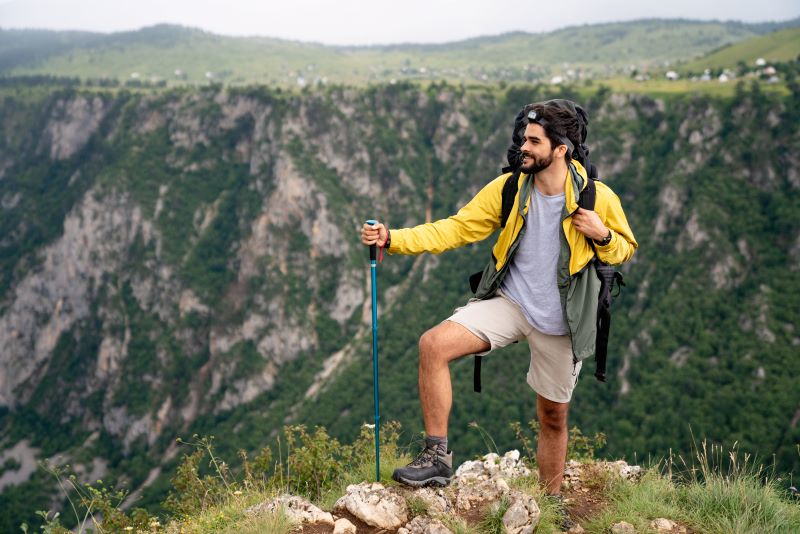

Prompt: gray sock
xmin=426 ymin=435 xmax=448 ymax=455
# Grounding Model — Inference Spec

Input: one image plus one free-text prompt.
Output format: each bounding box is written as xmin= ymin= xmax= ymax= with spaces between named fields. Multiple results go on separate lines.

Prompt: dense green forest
xmin=0 ymin=78 xmax=798 ymax=531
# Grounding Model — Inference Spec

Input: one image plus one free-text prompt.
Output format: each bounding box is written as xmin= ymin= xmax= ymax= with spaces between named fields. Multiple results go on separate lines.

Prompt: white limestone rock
xmin=334 ymin=482 xmax=409 ymax=529
xmin=397 ymin=515 xmax=453 ymax=534
xmin=453 ymin=449 xmax=530 ymax=485
xmin=410 ymin=487 xmax=452 ymax=514
xmin=502 ymin=489 xmax=541 ymax=534
xmin=246 ymin=495 xmax=334 ymax=525
xmin=562 ymin=460 xmax=584 ymax=490
xmin=453 ymin=459 xmax=487 ymax=482
xmin=605 ymin=460 xmax=642 ymax=481
xmin=611 ymin=521 xmax=636 ymax=533
xmin=650 ymin=518 xmax=686 ymax=533
xmin=333 ymin=517 xmax=357 ymax=534
xmin=455 ymin=477 xmax=510 ymax=511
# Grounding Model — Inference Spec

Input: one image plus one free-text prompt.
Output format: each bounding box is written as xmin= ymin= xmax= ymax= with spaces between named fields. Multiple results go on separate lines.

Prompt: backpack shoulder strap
xmin=577 ymin=176 xmax=596 ymax=211
xmin=500 ymin=168 xmax=522 ymax=228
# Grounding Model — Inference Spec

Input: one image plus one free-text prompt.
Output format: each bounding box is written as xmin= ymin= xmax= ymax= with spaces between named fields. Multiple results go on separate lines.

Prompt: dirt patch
xmin=563 ymin=485 xmax=610 ymax=523
xmin=459 ymin=503 xmax=489 ymax=529
xmin=297 ymin=510 xmax=398 ymax=533
xmin=297 ymin=522 xmax=334 ymax=534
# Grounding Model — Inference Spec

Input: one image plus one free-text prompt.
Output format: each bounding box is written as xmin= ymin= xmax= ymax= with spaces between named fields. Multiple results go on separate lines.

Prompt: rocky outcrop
xmin=562 ymin=459 xmax=642 ymax=490
xmin=243 ymin=451 xmax=639 ymax=533
xmin=0 ymin=440 xmax=40 ymax=491
xmin=453 ymin=449 xmax=531 ymax=484
xmin=502 ymin=490 xmax=540 ymax=534
xmin=44 ymin=96 xmax=109 ymax=160
xmin=451 ymin=451 xmax=540 ymax=532
xmin=329 ymin=451 xmax=541 ymax=532
xmin=398 ymin=515 xmax=453 ymax=534
xmin=334 ymin=482 xmax=409 ymax=529
xmin=0 ymin=190 xmax=158 ymax=408
xmin=246 ymin=495 xmax=335 ymax=526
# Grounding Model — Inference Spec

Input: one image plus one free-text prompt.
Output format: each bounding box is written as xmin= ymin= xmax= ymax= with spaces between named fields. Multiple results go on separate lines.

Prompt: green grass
xmin=316 ymin=440 xmax=411 ymax=511
xmin=477 ymin=495 xmax=510 ymax=534
xmin=439 ymin=514 xmax=473 ymax=534
xmin=584 ymin=443 xmax=800 ymax=534
xmin=405 ymin=494 xmax=430 ymax=518
xmin=680 ymin=28 xmax=800 ymax=72
xmin=162 ymin=488 xmax=297 ymax=534
xmin=595 ymin=77 xmax=791 ymax=98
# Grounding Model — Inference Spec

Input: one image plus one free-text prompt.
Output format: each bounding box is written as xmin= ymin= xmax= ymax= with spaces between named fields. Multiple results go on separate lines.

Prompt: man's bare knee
xmin=419 ymin=322 xmax=488 ymax=365
xmin=538 ymin=397 xmax=569 ymax=432
xmin=419 ymin=328 xmax=438 ymax=355
xmin=419 ymin=328 xmax=449 ymax=369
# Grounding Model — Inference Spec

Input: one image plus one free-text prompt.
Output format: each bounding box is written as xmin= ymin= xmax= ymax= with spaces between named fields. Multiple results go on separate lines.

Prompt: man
xmin=360 ymin=100 xmax=637 ymax=500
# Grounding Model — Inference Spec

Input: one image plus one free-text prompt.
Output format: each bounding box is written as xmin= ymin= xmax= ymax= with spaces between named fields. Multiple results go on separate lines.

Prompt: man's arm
xmin=361 ymin=174 xmax=510 ymax=256
xmin=571 ymin=188 xmax=637 ymax=265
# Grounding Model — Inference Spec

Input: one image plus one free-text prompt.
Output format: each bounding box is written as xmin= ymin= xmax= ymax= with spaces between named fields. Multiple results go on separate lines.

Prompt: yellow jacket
xmin=389 ymin=161 xmax=637 ymax=275
xmin=387 ymin=161 xmax=637 ymax=362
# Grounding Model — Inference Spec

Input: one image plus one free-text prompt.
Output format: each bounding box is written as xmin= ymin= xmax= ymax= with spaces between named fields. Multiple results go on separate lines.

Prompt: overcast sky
xmin=1 ymin=0 xmax=798 ymax=45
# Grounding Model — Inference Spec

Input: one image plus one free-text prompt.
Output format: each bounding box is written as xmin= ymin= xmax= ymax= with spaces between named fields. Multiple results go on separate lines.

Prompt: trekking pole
xmin=366 ymin=220 xmax=381 ymax=482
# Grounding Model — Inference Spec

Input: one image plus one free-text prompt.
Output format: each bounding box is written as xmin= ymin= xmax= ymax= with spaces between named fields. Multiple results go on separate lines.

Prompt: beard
xmin=520 ymin=151 xmax=553 ymax=174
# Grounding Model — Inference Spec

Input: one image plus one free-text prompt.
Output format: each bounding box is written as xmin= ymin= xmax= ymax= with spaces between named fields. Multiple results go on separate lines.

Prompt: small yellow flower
xmin=124 ymin=527 xmax=134 ymax=531
xmin=233 ymin=490 xmax=243 ymax=496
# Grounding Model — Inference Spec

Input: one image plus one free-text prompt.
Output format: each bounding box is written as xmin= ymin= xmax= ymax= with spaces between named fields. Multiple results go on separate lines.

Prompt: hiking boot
xmin=392 ymin=443 xmax=453 ymax=487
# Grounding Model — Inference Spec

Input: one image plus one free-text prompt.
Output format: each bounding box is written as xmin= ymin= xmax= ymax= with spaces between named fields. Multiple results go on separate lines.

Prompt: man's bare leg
xmin=536 ymin=394 xmax=570 ymax=495
xmin=418 ymin=320 xmax=490 ymax=437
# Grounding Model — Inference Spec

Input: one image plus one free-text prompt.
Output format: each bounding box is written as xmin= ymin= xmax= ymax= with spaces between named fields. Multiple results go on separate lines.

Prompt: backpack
xmin=470 ymin=100 xmax=624 ymax=392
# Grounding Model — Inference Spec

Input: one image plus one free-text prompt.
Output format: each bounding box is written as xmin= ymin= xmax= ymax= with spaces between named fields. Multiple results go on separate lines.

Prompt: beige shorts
xmin=446 ymin=291 xmax=581 ymax=403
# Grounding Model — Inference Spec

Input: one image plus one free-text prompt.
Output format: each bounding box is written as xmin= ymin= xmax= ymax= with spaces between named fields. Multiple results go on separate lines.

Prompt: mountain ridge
xmin=2 ymin=17 xmax=799 ymax=84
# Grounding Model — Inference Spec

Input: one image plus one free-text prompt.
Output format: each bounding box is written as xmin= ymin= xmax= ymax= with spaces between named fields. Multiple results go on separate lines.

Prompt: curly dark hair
xmin=525 ymin=101 xmax=585 ymax=156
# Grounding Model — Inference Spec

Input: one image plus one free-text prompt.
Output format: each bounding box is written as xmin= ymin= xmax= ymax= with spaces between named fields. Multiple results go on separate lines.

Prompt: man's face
xmin=520 ymin=122 xmax=555 ymax=174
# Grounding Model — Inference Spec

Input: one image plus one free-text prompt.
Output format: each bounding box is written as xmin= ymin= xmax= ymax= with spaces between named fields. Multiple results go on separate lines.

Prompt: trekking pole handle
xmin=366 ymin=220 xmax=378 ymax=261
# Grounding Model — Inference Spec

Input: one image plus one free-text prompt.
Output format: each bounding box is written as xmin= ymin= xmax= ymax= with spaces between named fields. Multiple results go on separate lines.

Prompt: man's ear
xmin=554 ymin=144 xmax=568 ymax=160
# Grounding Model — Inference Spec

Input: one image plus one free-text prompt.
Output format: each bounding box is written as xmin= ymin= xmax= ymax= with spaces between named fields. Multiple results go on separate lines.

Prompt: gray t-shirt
xmin=500 ymin=186 xmax=568 ymax=335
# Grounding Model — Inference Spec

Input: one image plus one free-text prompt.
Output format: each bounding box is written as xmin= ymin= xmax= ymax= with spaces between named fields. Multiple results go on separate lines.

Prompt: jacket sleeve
xmin=388 ymin=174 xmax=507 ymax=255
xmin=593 ymin=185 xmax=638 ymax=265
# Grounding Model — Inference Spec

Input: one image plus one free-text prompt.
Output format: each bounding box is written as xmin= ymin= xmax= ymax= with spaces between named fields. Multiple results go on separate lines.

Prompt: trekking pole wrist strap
xmin=378 ymin=230 xmax=390 ymax=262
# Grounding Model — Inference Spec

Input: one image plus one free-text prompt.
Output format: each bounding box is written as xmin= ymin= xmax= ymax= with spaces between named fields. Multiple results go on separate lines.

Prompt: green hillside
xmin=2 ymin=18 xmax=798 ymax=85
xmin=681 ymin=27 xmax=800 ymax=72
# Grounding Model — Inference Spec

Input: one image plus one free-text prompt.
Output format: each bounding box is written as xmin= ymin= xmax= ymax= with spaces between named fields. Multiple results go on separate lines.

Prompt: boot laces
xmin=409 ymin=446 xmax=438 ymax=467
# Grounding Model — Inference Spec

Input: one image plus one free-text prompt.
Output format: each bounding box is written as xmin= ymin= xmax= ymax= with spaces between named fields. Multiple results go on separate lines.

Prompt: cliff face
xmin=0 ymin=82 xmax=798 ymax=529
